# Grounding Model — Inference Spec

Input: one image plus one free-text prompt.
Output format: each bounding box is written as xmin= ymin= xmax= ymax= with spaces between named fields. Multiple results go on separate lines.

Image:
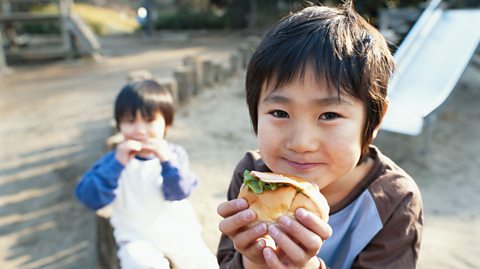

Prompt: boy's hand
xmin=262 ymin=208 xmax=332 ymax=269
xmin=217 ymin=199 xmax=269 ymax=265
xmin=115 ymin=140 xmax=142 ymax=165
xmin=141 ymin=139 xmax=171 ymax=162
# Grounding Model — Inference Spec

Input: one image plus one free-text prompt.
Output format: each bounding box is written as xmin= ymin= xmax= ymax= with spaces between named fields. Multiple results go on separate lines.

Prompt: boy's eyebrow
xmin=314 ymin=96 xmax=353 ymax=106
xmin=262 ymin=94 xmax=290 ymax=104
xmin=262 ymin=93 xmax=353 ymax=106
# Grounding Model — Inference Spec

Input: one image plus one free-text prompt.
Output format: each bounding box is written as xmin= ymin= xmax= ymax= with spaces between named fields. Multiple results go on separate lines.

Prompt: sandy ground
xmin=0 ymin=32 xmax=479 ymax=268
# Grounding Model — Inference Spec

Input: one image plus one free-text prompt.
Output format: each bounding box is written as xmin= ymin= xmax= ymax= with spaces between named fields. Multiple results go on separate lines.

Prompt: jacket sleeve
xmin=351 ymin=176 xmax=423 ymax=269
xmin=75 ymin=151 xmax=124 ymax=210
xmin=218 ymin=151 xmax=270 ymax=269
xmin=160 ymin=143 xmax=198 ymax=201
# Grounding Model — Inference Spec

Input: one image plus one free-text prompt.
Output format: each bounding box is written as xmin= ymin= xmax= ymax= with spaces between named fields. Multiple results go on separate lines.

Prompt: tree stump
xmin=229 ymin=52 xmax=243 ymax=76
xmin=155 ymin=77 xmax=179 ymax=106
xmin=173 ymin=66 xmax=195 ymax=105
xmin=183 ymin=55 xmax=203 ymax=95
xmin=201 ymin=59 xmax=215 ymax=88
xmin=213 ymin=62 xmax=226 ymax=83
xmin=96 ymin=207 xmax=120 ymax=269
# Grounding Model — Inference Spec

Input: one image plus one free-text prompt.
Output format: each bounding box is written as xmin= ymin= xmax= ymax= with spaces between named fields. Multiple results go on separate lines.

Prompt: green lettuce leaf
xmin=243 ymin=170 xmax=284 ymax=194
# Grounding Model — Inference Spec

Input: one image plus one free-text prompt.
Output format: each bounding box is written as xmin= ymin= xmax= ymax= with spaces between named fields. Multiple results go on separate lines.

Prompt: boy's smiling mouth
xmin=284 ymin=158 xmax=323 ymax=170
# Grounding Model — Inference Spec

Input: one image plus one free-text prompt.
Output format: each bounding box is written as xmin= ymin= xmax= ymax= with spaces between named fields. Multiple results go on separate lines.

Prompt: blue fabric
xmin=75 ymin=151 xmax=124 ymax=210
xmin=161 ymin=160 xmax=197 ymax=201
xmin=318 ymin=190 xmax=383 ymax=269
xmin=161 ymin=143 xmax=198 ymax=201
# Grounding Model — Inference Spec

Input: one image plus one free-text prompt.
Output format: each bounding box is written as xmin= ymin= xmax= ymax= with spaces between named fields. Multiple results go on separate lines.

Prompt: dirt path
xmin=1 ymin=32 xmax=479 ymax=269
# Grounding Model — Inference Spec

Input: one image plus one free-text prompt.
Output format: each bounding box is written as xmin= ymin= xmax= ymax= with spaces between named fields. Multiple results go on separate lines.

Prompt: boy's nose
xmin=285 ymin=124 xmax=319 ymax=153
xmin=133 ymin=123 xmax=148 ymax=135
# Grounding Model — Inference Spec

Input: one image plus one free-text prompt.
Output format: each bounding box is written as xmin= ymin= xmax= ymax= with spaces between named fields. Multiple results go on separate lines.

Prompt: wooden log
xmin=96 ymin=207 xmax=120 ymax=269
xmin=229 ymin=52 xmax=243 ymax=76
xmin=201 ymin=59 xmax=215 ymax=87
xmin=99 ymin=121 xmax=121 ymax=268
xmin=0 ymin=32 xmax=7 ymax=71
xmin=213 ymin=62 xmax=225 ymax=83
xmin=173 ymin=66 xmax=194 ymax=104
xmin=183 ymin=55 xmax=203 ymax=95
xmin=155 ymin=77 xmax=179 ymax=106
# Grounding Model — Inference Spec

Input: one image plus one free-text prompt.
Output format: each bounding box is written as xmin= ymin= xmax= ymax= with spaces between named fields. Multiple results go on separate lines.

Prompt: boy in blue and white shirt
xmin=76 ymin=80 xmax=218 ymax=269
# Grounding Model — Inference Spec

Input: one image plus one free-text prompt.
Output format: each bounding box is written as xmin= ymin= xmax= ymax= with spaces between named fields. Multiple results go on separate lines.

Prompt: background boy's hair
xmin=114 ymin=79 xmax=175 ymax=130
xmin=245 ymin=1 xmax=395 ymax=157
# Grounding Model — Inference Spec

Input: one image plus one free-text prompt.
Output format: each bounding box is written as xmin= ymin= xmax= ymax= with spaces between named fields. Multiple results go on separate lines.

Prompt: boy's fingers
xmin=124 ymin=140 xmax=142 ymax=151
xmin=263 ymin=247 xmax=286 ymax=269
xmin=241 ymin=237 xmax=268 ymax=265
xmin=217 ymin=199 xmax=249 ymax=218
xmin=232 ymin=223 xmax=268 ymax=251
xmin=218 ymin=209 xmax=256 ymax=235
xmin=268 ymin=224 xmax=307 ymax=267
xmin=295 ymin=208 xmax=332 ymax=239
xmin=277 ymin=216 xmax=322 ymax=257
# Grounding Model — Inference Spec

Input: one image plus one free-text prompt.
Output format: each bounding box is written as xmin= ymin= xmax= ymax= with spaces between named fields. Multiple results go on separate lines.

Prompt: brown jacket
xmin=217 ymin=146 xmax=423 ymax=269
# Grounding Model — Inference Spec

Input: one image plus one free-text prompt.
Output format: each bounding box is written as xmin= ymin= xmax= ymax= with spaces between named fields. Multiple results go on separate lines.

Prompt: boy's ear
xmin=372 ymin=98 xmax=389 ymax=140
xmin=163 ymin=125 xmax=170 ymax=137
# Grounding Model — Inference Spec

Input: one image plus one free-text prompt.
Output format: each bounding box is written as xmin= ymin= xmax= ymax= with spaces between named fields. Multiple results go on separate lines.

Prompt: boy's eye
xmin=320 ymin=112 xmax=339 ymax=120
xmin=270 ymin=110 xmax=289 ymax=118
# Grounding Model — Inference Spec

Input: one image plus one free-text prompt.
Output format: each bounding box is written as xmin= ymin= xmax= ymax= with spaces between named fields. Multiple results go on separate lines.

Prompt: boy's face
xmin=119 ymin=110 xmax=166 ymax=144
xmin=257 ymin=67 xmax=366 ymax=190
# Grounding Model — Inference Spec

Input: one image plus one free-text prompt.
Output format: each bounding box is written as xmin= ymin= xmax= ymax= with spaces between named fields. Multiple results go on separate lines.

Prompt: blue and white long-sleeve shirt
xmin=75 ymin=142 xmax=201 ymax=247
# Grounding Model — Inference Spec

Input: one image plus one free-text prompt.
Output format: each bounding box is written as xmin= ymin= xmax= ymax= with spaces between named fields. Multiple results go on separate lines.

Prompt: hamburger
xmin=238 ymin=170 xmax=330 ymax=226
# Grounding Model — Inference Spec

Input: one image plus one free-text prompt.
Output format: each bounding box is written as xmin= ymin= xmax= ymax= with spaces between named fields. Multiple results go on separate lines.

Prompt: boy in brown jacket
xmin=217 ymin=2 xmax=423 ymax=268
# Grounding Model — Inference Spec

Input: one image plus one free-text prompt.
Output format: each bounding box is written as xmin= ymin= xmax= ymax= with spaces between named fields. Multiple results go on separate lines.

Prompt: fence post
xmin=0 ymin=32 xmax=7 ymax=72
xmin=155 ymin=77 xmax=179 ymax=106
xmin=173 ymin=66 xmax=195 ymax=105
xmin=229 ymin=52 xmax=243 ymax=76
xmin=183 ymin=55 xmax=203 ymax=95
xmin=202 ymin=60 xmax=215 ymax=88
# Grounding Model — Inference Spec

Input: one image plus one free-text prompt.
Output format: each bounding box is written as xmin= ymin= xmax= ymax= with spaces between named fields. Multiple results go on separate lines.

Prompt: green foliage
xmin=20 ymin=23 xmax=60 ymax=35
xmin=88 ymin=22 xmax=104 ymax=35
xmin=154 ymin=9 xmax=228 ymax=30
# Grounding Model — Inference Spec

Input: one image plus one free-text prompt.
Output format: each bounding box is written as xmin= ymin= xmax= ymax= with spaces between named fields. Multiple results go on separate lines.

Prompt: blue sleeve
xmin=161 ymin=143 xmax=198 ymax=201
xmin=75 ymin=151 xmax=125 ymax=210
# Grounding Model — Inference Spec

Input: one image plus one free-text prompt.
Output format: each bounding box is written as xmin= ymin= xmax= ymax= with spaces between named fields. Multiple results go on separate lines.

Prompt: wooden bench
xmin=380 ymin=0 xmax=480 ymax=137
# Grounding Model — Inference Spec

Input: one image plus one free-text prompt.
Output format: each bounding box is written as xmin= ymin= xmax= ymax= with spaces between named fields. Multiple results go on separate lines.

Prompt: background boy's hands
xmin=262 ymin=208 xmax=332 ymax=269
xmin=141 ymin=139 xmax=171 ymax=162
xmin=217 ymin=199 xmax=269 ymax=266
xmin=115 ymin=139 xmax=142 ymax=165
xmin=115 ymin=138 xmax=171 ymax=164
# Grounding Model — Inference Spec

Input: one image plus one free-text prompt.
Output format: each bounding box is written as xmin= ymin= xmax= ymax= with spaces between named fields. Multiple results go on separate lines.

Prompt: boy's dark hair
xmin=245 ymin=2 xmax=394 ymax=157
xmin=114 ymin=80 xmax=175 ymax=130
